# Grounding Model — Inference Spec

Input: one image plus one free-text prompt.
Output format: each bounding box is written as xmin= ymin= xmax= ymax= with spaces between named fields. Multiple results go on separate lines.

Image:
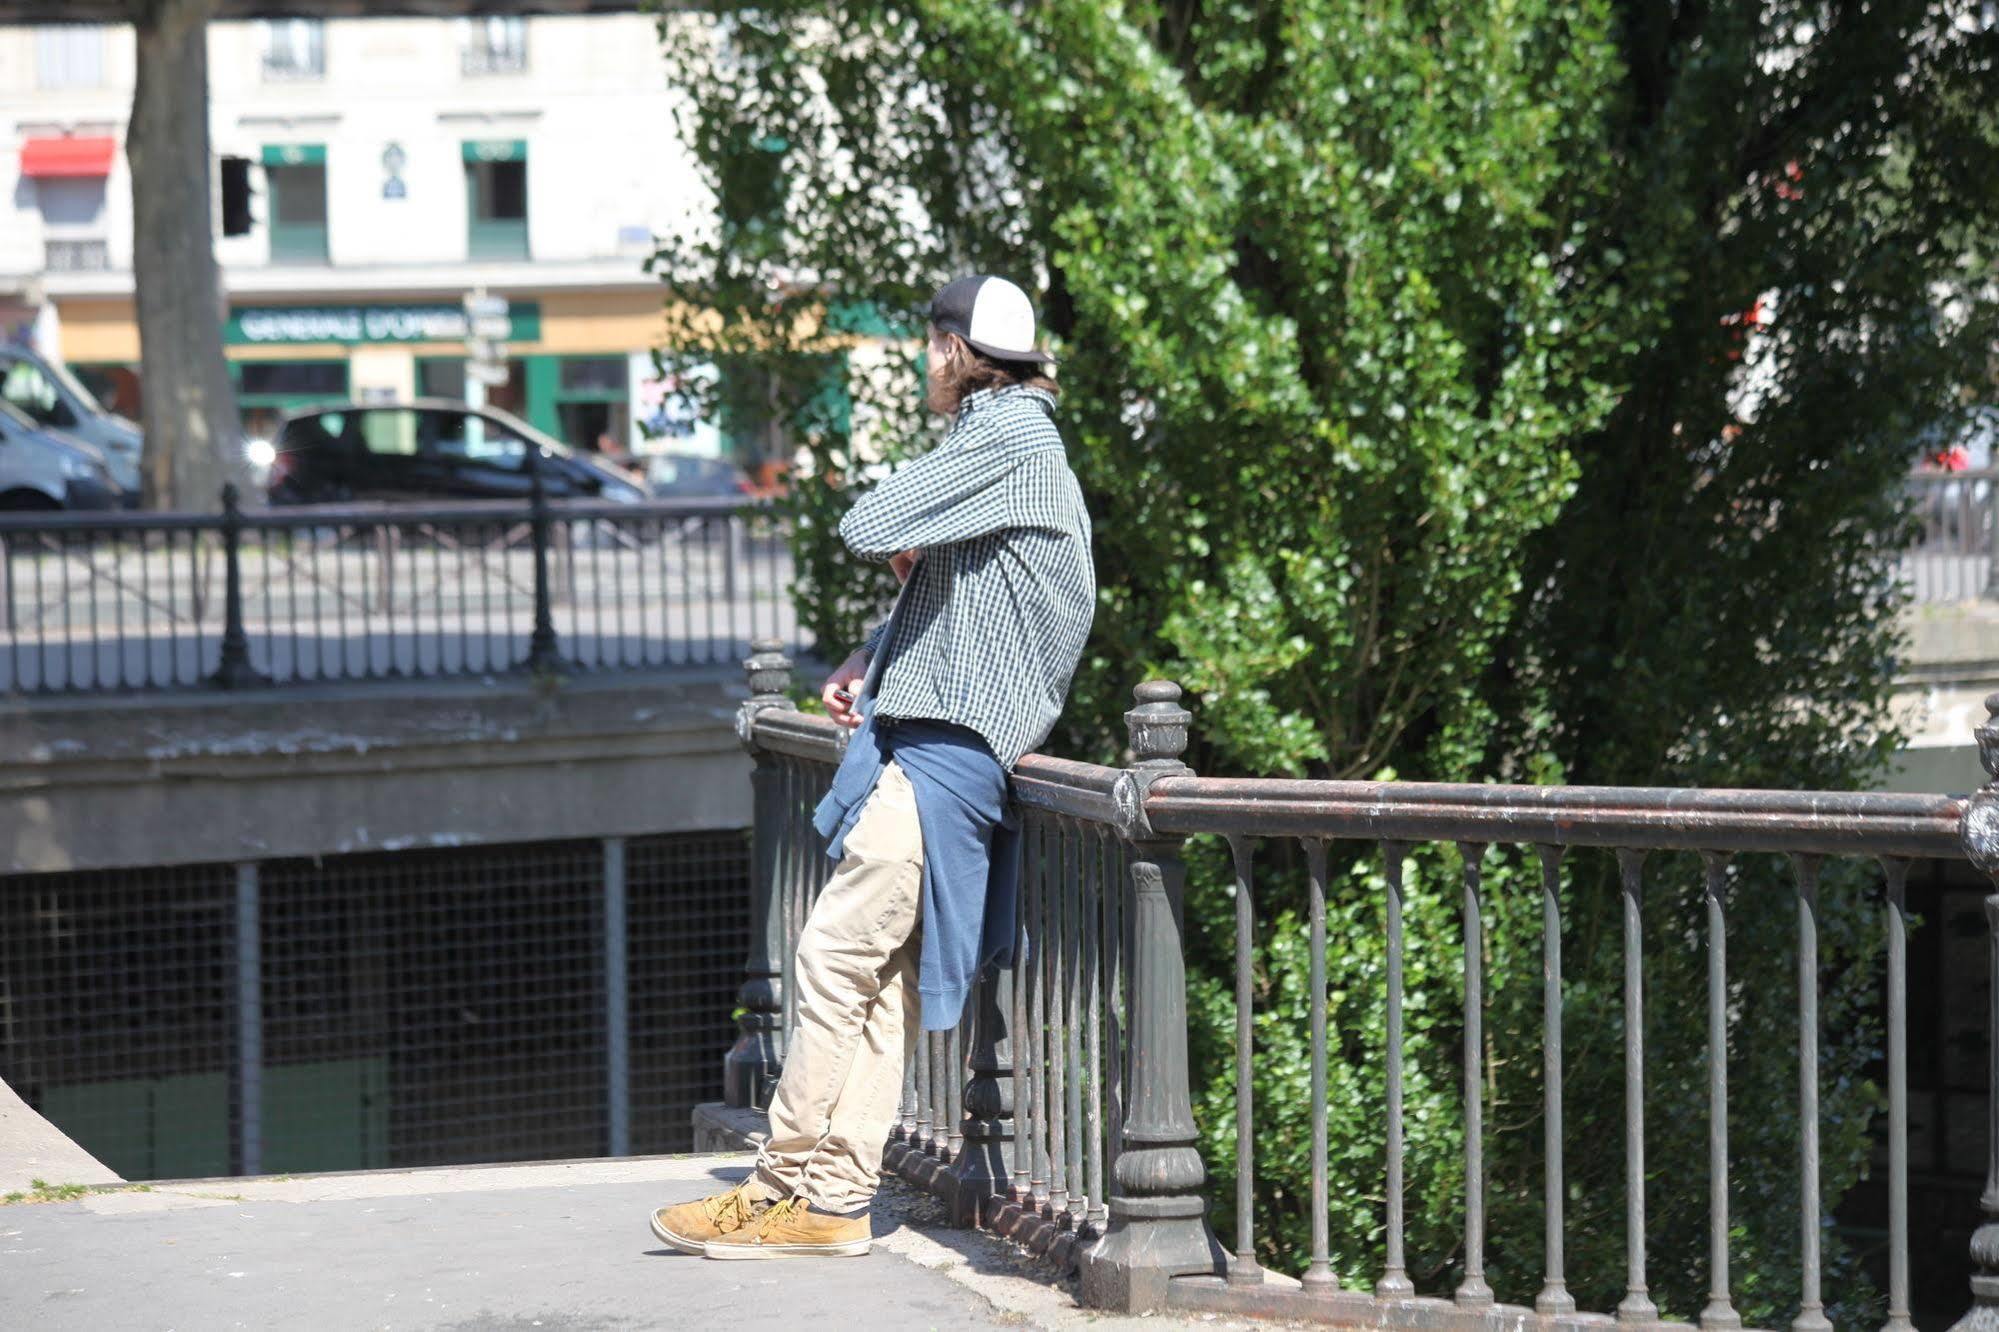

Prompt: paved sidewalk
xmin=0 ymin=1153 xmax=1278 ymax=1332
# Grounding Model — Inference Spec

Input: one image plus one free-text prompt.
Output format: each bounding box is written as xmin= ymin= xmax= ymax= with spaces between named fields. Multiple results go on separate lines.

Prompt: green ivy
xmin=647 ymin=1 xmax=1999 ymax=1324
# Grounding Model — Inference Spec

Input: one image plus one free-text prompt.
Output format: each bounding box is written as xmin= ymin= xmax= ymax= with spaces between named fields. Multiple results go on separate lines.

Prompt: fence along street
xmin=0 ymin=493 xmax=805 ymax=693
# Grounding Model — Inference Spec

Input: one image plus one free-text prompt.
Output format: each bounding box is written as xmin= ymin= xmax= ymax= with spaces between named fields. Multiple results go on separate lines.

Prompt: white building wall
xmin=0 ymin=14 xmax=711 ymax=290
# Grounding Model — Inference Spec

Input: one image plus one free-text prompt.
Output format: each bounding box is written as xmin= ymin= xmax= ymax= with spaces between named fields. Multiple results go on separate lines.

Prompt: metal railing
xmin=1904 ymin=469 xmax=1998 ymax=603
xmin=0 ymin=483 xmax=807 ymax=694
xmin=728 ymin=641 xmax=1997 ymax=1328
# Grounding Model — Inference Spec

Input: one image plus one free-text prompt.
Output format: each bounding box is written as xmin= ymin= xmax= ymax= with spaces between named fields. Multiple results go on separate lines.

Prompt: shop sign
xmin=262 ymin=143 xmax=326 ymax=168
xmin=226 ymin=301 xmax=541 ymax=346
xmin=462 ymin=139 xmax=527 ymax=164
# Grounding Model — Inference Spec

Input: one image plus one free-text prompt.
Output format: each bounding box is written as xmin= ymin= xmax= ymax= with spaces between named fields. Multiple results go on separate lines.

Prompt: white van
xmin=0 ymin=346 xmax=142 ymax=497
xmin=0 ymin=400 xmax=124 ymax=511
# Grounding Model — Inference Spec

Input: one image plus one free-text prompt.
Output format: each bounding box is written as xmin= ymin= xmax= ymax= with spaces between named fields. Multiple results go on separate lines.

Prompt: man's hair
xmin=926 ymin=329 xmax=1059 ymax=417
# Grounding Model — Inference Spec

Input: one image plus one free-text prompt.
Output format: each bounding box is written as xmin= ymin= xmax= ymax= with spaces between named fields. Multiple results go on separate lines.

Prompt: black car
xmin=266 ymin=400 xmax=647 ymax=505
xmin=646 ymin=452 xmax=751 ymax=499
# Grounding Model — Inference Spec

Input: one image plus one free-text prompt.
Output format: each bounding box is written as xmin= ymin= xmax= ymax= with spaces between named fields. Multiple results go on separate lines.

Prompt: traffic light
xmin=219 ymin=155 xmax=253 ymax=237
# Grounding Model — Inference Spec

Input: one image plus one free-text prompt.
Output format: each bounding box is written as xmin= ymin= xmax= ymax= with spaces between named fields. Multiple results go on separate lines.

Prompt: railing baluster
xmin=1228 ymin=834 xmax=1261 ymax=1285
xmin=1048 ymin=818 xmax=1070 ymax=1215
xmin=1792 ymin=853 xmax=1832 ymax=1332
xmin=780 ymin=759 xmax=799 ymax=1042
xmin=1379 ymin=840 xmax=1413 ymax=1299
xmin=1616 ymin=847 xmax=1657 ymax=1323
xmin=1537 ymin=844 xmax=1573 ymax=1315
xmin=1065 ymin=821 xmax=1087 ymax=1226
xmin=1078 ymin=680 xmax=1221 ymax=1310
xmin=1457 ymin=841 xmax=1492 ymax=1308
xmin=1881 ymin=856 xmax=1914 ymax=1332
xmin=900 ymin=1042 xmax=919 ymax=1142
xmin=951 ymin=961 xmax=1012 ymax=1226
xmin=725 ymin=643 xmax=793 ymax=1108
xmin=1029 ymin=816 xmax=1050 ymax=1207
xmin=1104 ymin=827 xmax=1125 ymax=1192
xmin=1304 ymin=837 xmax=1335 ymax=1293
xmin=1085 ymin=824 xmax=1107 ymax=1232
xmin=948 ymin=1010 xmax=965 ymax=1161
xmin=1011 ymin=828 xmax=1032 ymax=1203
xmin=916 ymin=1017 xmax=934 ymax=1153
xmin=1702 ymin=852 xmax=1741 ymax=1330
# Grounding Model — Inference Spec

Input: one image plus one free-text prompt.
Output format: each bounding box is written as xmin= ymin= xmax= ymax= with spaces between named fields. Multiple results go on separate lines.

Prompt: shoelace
xmin=701 ymin=1185 xmax=756 ymax=1228
xmin=748 ymin=1197 xmax=804 ymax=1237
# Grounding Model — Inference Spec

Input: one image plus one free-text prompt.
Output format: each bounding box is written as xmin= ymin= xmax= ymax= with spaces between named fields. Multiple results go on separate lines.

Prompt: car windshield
xmin=33 ymin=353 xmax=105 ymax=416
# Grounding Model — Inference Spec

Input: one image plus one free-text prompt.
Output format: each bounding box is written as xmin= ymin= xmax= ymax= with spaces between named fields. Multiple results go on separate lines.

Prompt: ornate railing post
xmin=522 ymin=458 xmax=565 ymax=674
xmin=209 ymin=484 xmax=269 ymax=689
xmin=1079 ymin=680 xmax=1224 ymax=1311
xmin=1952 ymin=691 xmax=1999 ymax=1331
xmin=724 ymin=638 xmax=795 ymax=1108
xmin=948 ymin=963 xmax=1013 ymax=1226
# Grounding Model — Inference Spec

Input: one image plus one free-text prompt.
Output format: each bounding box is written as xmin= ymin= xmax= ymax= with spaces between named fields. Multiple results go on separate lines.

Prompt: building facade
xmin=0 ymin=13 xmax=727 ymax=458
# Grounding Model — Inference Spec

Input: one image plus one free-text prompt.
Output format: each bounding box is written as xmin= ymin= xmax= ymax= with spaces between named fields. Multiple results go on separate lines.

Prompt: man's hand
xmin=889 ymin=549 xmax=922 ymax=584
xmin=823 ymin=648 xmax=869 ymax=729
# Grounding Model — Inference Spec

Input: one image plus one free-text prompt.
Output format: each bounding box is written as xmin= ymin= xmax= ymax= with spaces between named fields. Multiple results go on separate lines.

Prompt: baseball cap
xmin=928 ymin=274 xmax=1056 ymax=365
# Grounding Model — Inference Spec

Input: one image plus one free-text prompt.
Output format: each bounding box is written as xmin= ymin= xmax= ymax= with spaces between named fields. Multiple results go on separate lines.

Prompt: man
xmin=650 ymin=274 xmax=1094 ymax=1258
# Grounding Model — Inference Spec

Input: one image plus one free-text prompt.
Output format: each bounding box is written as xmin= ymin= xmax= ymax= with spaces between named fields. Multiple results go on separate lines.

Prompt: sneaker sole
xmin=701 ymin=1237 xmax=872 ymax=1260
xmin=649 ymin=1213 xmax=710 ymax=1256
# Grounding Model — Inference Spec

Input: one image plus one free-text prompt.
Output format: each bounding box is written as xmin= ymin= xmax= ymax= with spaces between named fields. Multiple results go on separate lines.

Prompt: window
xmin=260 ymin=19 xmax=325 ymax=81
xmin=554 ymin=357 xmax=631 ymax=456
xmin=237 ymin=362 xmax=347 ymax=399
xmin=426 ymin=410 xmax=528 ymax=467
xmin=461 ymin=17 xmax=528 ymax=76
xmin=264 ymin=146 xmax=329 ymax=265
xmin=37 ymin=176 xmax=110 ymax=273
xmin=349 ymin=408 xmax=526 ymax=467
xmin=36 ymin=25 xmax=105 ymax=90
xmin=358 ymin=410 xmax=418 ymax=458
xmin=2 ymin=359 xmax=68 ymax=428
xmin=463 ymin=141 xmax=528 ymax=261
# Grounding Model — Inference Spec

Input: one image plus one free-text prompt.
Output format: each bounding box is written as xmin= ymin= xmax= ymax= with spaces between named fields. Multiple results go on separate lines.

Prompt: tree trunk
xmin=127 ymin=0 xmax=243 ymax=511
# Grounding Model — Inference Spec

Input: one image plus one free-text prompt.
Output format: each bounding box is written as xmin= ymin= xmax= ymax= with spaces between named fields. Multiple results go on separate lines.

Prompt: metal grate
xmin=0 ymin=863 xmax=238 ymax=1180
xmin=628 ymin=830 xmax=751 ymax=1154
xmin=260 ymin=842 xmax=609 ymax=1171
xmin=1 ymin=830 xmax=749 ymax=1179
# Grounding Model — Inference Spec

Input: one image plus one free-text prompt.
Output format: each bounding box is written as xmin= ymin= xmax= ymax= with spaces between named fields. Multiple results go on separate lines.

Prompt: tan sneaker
xmin=701 ymin=1197 xmax=871 ymax=1259
xmin=649 ymin=1181 xmax=769 ymax=1254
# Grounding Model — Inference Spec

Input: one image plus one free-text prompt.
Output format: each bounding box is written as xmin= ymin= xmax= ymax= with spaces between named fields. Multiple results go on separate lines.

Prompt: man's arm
xmin=839 ymin=441 xmax=1016 ymax=559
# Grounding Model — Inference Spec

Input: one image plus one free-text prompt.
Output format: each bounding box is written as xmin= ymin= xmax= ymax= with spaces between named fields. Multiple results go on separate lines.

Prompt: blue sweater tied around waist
xmin=812 ymin=706 xmax=1019 ymax=1031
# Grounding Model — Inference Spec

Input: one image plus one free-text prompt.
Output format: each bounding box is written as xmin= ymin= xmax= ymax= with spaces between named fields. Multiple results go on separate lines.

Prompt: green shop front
xmin=222 ymin=297 xmax=648 ymax=453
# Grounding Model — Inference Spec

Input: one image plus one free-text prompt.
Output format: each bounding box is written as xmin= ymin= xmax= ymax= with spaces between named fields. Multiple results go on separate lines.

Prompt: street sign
xmin=463 ymin=292 xmax=509 ymax=321
xmin=469 ymin=315 xmax=511 ymax=340
xmin=467 ymin=361 xmax=511 ymax=388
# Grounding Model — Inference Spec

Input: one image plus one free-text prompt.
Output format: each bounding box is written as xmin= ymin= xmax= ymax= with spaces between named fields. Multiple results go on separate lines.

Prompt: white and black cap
xmin=929 ymin=274 xmax=1055 ymax=365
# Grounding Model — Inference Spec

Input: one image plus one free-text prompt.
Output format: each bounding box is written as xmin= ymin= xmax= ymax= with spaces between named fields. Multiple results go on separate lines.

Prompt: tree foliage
xmin=651 ymin=1 xmax=1999 ymax=1322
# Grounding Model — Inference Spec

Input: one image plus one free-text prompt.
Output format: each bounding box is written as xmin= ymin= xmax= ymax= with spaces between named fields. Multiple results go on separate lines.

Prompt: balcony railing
xmin=730 ymin=642 xmax=1994 ymax=1328
xmin=44 ymin=238 xmax=110 ymax=273
xmin=462 ymin=42 xmax=528 ymax=76
xmin=0 ymin=486 xmax=805 ymax=694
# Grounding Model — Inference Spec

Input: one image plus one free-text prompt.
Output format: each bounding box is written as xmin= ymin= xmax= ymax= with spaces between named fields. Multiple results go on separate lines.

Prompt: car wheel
xmin=0 ymin=489 xmax=61 ymax=512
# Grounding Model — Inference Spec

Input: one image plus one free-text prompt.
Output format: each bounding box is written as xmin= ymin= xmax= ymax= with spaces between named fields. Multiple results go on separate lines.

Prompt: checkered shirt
xmin=842 ymin=384 xmax=1095 ymax=770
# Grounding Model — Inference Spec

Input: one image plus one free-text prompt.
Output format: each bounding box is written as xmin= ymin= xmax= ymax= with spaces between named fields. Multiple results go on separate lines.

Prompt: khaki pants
xmin=754 ymin=760 xmax=924 ymax=1214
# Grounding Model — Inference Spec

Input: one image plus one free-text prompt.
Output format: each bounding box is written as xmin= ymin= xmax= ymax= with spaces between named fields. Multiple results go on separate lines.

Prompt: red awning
xmin=20 ymin=136 xmax=116 ymax=179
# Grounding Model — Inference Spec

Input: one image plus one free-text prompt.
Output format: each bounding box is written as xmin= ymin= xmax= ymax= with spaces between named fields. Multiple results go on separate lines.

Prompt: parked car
xmin=0 ymin=345 xmax=142 ymax=497
xmin=0 ymin=399 xmax=125 ymax=511
xmin=266 ymin=400 xmax=647 ymax=505
xmin=645 ymin=452 xmax=751 ymax=499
